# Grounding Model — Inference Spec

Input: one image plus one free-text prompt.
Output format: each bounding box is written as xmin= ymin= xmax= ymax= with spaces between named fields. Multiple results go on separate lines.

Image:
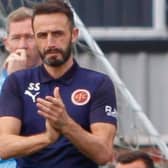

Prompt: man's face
xmin=116 ymin=160 xmax=147 ymax=168
xmin=4 ymin=18 xmax=40 ymax=68
xmin=33 ymin=13 xmax=78 ymax=67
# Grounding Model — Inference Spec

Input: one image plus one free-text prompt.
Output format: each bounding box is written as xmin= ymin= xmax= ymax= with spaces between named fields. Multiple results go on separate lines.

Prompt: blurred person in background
xmin=115 ymin=151 xmax=155 ymax=168
xmin=0 ymin=6 xmax=41 ymax=167
xmin=0 ymin=6 xmax=41 ymax=92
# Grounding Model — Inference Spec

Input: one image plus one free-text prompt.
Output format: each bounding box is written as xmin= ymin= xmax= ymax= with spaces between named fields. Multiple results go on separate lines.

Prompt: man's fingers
xmin=36 ymin=97 xmax=52 ymax=107
xmin=2 ymin=53 xmax=19 ymax=68
xmin=36 ymin=97 xmax=58 ymax=113
xmin=53 ymin=87 xmax=61 ymax=99
xmin=15 ymin=49 xmax=27 ymax=58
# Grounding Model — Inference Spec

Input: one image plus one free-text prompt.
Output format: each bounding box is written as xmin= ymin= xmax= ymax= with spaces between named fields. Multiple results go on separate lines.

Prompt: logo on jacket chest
xmin=24 ymin=82 xmax=40 ymax=102
xmin=71 ymin=89 xmax=91 ymax=106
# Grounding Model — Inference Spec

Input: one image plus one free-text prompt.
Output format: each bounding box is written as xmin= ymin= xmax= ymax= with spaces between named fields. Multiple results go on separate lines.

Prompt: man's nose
xmin=18 ymin=37 xmax=28 ymax=49
xmin=47 ymin=34 xmax=56 ymax=47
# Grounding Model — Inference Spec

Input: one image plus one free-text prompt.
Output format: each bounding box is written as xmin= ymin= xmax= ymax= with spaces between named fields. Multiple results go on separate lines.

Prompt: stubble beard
xmin=40 ymin=44 xmax=72 ymax=67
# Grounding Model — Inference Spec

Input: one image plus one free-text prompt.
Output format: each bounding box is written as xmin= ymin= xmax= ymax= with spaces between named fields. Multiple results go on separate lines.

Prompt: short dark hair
xmin=116 ymin=151 xmax=154 ymax=168
xmin=32 ymin=0 xmax=74 ymax=28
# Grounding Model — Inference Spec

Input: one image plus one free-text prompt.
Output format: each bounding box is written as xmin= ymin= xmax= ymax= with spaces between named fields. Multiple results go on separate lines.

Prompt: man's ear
xmin=72 ymin=27 xmax=79 ymax=44
xmin=3 ymin=37 xmax=10 ymax=52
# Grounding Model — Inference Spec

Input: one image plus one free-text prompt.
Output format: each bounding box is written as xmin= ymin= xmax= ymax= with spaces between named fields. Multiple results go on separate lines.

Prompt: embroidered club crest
xmin=71 ymin=89 xmax=91 ymax=106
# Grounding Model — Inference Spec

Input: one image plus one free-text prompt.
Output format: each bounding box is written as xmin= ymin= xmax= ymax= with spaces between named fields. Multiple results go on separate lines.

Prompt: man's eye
xmin=26 ymin=35 xmax=34 ymax=40
xmin=10 ymin=36 xmax=20 ymax=41
xmin=37 ymin=33 xmax=47 ymax=39
xmin=53 ymin=31 xmax=63 ymax=37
